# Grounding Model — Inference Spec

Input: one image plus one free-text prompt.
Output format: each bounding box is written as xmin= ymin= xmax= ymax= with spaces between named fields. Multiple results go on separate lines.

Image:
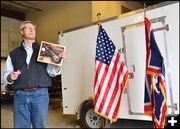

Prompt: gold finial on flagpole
xmin=97 ymin=13 xmax=101 ymax=26
xmin=144 ymin=2 xmax=147 ymax=17
xmin=58 ymin=31 xmax=63 ymax=44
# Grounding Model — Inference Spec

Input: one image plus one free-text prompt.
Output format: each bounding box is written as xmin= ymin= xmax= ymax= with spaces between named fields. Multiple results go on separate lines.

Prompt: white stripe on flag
xmin=144 ymin=102 xmax=151 ymax=106
xmin=108 ymin=65 xmax=127 ymax=118
xmin=148 ymin=65 xmax=161 ymax=71
xmin=94 ymin=61 xmax=106 ymax=94
xmin=108 ymin=80 xmax=121 ymax=118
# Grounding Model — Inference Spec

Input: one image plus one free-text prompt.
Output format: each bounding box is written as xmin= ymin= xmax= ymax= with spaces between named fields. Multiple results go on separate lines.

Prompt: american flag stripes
xmin=144 ymin=16 xmax=167 ymax=128
xmin=94 ymin=25 xmax=129 ymax=121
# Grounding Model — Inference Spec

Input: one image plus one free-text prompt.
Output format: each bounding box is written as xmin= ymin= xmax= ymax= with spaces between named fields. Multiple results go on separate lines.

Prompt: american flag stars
xmin=96 ymin=28 xmax=116 ymax=65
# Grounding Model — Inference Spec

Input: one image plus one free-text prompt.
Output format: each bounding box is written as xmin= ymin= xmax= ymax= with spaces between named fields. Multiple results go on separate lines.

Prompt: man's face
xmin=21 ymin=23 xmax=36 ymax=40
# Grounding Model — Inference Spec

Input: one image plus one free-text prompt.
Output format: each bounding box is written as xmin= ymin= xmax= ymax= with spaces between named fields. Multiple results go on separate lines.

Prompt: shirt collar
xmin=22 ymin=42 xmax=33 ymax=49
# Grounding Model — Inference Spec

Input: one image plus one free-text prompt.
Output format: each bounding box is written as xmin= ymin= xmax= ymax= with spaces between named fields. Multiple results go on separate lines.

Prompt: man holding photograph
xmin=3 ymin=20 xmax=67 ymax=128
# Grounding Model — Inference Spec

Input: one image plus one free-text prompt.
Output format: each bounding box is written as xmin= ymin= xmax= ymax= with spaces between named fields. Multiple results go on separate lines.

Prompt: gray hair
xmin=20 ymin=20 xmax=36 ymax=30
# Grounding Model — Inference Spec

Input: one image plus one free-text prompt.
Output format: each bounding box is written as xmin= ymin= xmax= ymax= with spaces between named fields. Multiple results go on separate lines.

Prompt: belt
xmin=23 ymin=88 xmax=37 ymax=92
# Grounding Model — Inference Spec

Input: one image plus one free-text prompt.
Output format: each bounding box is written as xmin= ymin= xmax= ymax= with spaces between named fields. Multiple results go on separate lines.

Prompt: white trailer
xmin=60 ymin=2 xmax=179 ymax=128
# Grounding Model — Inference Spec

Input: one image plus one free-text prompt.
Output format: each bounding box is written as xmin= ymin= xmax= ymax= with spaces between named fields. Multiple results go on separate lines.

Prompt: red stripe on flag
xmin=104 ymin=61 xmax=124 ymax=116
xmin=147 ymin=67 xmax=161 ymax=74
xmin=94 ymin=62 xmax=103 ymax=88
xmin=144 ymin=105 xmax=152 ymax=116
xmin=112 ymin=69 xmax=129 ymax=120
xmin=94 ymin=64 xmax=109 ymax=106
xmin=145 ymin=16 xmax=151 ymax=67
xmin=98 ymin=54 xmax=120 ymax=113
xmin=112 ymin=94 xmax=121 ymax=120
xmin=119 ymin=69 xmax=129 ymax=94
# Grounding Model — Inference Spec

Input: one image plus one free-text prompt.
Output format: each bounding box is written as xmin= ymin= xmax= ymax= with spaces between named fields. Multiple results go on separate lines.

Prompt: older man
xmin=3 ymin=20 xmax=67 ymax=128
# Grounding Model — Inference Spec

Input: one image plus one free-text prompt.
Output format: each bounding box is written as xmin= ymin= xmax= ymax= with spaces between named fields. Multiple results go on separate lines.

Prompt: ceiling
xmin=1 ymin=1 xmax=42 ymax=12
xmin=138 ymin=1 xmax=163 ymax=6
xmin=1 ymin=1 xmax=163 ymax=13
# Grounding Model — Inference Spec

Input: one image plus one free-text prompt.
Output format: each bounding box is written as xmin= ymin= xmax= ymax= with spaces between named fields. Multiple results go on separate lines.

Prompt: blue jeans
xmin=14 ymin=88 xmax=49 ymax=128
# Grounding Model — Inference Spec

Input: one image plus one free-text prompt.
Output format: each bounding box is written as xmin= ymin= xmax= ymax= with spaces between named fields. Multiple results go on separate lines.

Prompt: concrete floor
xmin=1 ymin=98 xmax=154 ymax=128
xmin=1 ymin=98 xmax=81 ymax=128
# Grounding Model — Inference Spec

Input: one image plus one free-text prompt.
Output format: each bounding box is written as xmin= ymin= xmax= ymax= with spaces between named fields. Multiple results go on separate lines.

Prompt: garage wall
xmin=1 ymin=16 xmax=22 ymax=57
xmin=26 ymin=1 xmax=142 ymax=44
xmin=91 ymin=1 xmax=142 ymax=22
xmin=1 ymin=1 xmax=142 ymax=49
xmin=26 ymin=1 xmax=92 ymax=43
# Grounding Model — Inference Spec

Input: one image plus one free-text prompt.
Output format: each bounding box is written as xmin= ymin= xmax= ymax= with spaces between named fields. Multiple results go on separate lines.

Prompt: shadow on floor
xmin=110 ymin=119 xmax=153 ymax=128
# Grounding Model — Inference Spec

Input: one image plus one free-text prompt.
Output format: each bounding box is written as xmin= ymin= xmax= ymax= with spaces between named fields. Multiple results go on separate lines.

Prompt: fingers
xmin=14 ymin=70 xmax=21 ymax=75
xmin=10 ymin=70 xmax=21 ymax=81
xmin=53 ymin=65 xmax=61 ymax=73
xmin=62 ymin=51 xmax=67 ymax=59
xmin=59 ymin=51 xmax=67 ymax=59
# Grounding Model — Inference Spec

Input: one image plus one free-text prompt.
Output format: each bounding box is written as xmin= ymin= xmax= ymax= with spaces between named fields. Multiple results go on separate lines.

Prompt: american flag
xmin=144 ymin=16 xmax=167 ymax=128
xmin=94 ymin=25 xmax=129 ymax=121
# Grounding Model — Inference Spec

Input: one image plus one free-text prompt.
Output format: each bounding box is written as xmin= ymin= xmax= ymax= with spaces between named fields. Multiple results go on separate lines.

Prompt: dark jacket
xmin=10 ymin=41 xmax=52 ymax=90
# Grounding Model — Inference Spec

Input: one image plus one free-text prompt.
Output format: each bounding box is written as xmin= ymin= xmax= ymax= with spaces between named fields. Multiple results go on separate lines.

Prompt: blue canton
xmin=96 ymin=25 xmax=116 ymax=65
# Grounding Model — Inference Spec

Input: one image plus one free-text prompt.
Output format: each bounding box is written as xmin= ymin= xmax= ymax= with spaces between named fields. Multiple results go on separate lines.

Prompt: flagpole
xmin=96 ymin=13 xmax=114 ymax=128
xmin=96 ymin=12 xmax=106 ymax=128
xmin=97 ymin=13 xmax=101 ymax=30
xmin=143 ymin=3 xmax=156 ymax=128
xmin=143 ymin=2 xmax=147 ymax=17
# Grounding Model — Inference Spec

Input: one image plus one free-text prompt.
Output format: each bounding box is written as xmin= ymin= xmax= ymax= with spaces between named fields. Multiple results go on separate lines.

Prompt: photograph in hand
xmin=37 ymin=41 xmax=66 ymax=66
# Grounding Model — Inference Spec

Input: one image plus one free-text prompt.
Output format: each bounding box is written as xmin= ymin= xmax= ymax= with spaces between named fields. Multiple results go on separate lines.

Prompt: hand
xmin=52 ymin=51 xmax=67 ymax=73
xmin=53 ymin=65 xmax=61 ymax=73
xmin=7 ymin=70 xmax=21 ymax=82
xmin=59 ymin=51 xmax=67 ymax=60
